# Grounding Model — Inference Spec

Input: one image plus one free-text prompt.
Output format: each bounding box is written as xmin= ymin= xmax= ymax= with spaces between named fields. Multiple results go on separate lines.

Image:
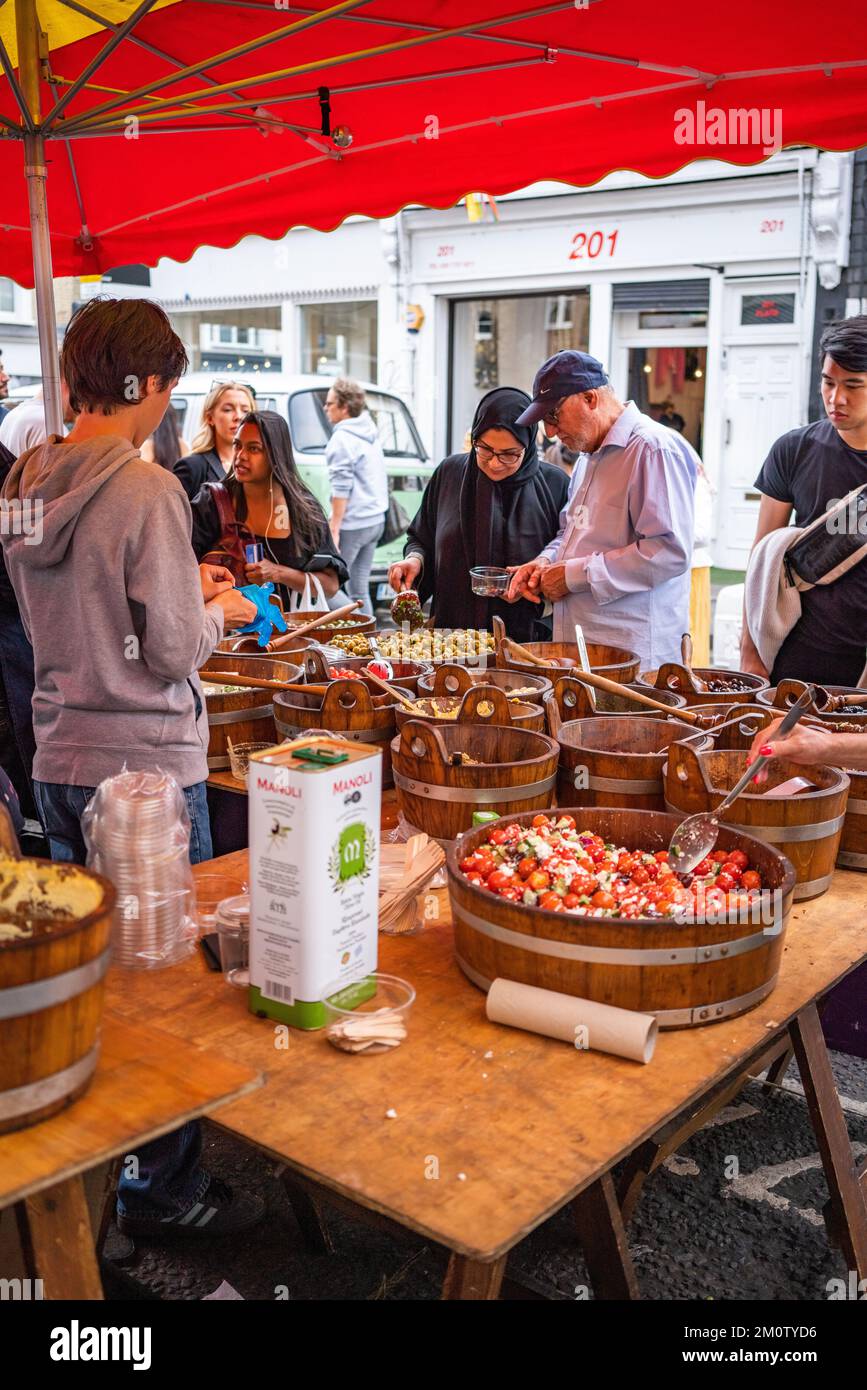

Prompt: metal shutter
xmin=612 ymin=279 xmax=710 ymax=311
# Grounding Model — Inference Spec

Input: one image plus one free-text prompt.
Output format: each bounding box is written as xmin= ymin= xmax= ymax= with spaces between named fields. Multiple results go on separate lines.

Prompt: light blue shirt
xmin=539 ymin=402 xmax=698 ymax=669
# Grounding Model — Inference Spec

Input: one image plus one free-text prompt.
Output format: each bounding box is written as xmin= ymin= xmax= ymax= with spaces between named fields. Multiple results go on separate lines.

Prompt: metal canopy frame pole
xmin=15 ymin=0 xmax=63 ymax=438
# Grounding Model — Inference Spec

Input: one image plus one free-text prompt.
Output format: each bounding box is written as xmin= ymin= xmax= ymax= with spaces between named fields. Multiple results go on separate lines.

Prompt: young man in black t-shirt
xmin=741 ymin=316 xmax=867 ymax=687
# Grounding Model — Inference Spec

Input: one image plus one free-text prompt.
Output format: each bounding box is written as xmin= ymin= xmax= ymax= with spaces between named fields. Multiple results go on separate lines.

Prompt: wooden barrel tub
xmin=301 ymin=647 xmax=433 ymax=697
xmin=555 ymin=717 xmax=713 ymax=811
xmin=638 ymin=663 xmax=768 ymax=706
xmin=285 ymin=611 xmax=376 ymax=644
xmin=546 ymin=674 xmax=686 ymax=734
xmin=838 ymin=767 xmax=867 ymax=871
xmin=498 ymin=641 xmax=640 ymax=684
xmin=391 ymin=720 xmax=559 ymax=841
xmin=690 ymin=704 xmax=828 ymax=754
xmin=447 ymin=808 xmax=795 ymax=1029
xmin=394 ymin=685 xmax=546 ymax=734
xmin=217 ymin=633 xmax=341 ymax=662
xmin=756 ymin=678 xmax=867 ymax=725
xmin=416 ymin=662 xmax=553 ymax=703
xmin=664 ymin=742 xmax=849 ymax=901
xmin=0 ymin=859 xmax=115 ymax=1133
xmin=200 ymin=654 xmax=302 ymax=771
xmin=274 ymin=681 xmax=398 ymax=786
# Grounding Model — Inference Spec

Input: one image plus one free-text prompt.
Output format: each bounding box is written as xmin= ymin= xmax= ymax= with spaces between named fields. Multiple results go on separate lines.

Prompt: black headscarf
xmin=459 ymin=387 xmax=545 ymax=628
xmin=405 ymin=387 xmax=568 ymax=638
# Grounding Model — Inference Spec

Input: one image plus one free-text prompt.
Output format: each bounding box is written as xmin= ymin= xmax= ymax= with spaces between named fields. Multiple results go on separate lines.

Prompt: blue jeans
xmin=32 ymin=777 xmax=213 ymax=1217
xmin=338 ymin=517 xmax=385 ymax=617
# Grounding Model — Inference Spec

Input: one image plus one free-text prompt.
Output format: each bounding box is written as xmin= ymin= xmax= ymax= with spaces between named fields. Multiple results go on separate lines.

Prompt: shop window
xmin=450 ymin=291 xmax=590 ymax=451
xmin=740 ymin=294 xmax=795 ymax=326
xmin=300 ymin=301 xmax=378 ymax=380
xmin=0 ymin=280 xmax=15 ymax=313
xmin=638 ymin=310 xmax=707 ymax=329
xmin=545 ymin=296 xmax=574 ymax=331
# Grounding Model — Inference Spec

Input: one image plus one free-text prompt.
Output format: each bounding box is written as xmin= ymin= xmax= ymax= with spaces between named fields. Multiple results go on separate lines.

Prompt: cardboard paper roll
xmin=485 ymin=977 xmax=658 ymax=1064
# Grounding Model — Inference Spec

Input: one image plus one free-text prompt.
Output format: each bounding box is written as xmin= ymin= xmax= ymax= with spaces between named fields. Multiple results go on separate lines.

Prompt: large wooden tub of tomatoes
xmin=448 ymin=808 xmax=796 ymax=1028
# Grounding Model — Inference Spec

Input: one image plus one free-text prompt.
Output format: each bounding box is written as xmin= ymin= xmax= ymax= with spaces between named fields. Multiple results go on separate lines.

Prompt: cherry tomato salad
xmin=458 ymin=814 xmax=765 ymax=919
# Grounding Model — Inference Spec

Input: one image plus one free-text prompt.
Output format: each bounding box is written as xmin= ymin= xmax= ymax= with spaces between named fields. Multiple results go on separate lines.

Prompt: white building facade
xmin=27 ymin=148 xmax=854 ymax=570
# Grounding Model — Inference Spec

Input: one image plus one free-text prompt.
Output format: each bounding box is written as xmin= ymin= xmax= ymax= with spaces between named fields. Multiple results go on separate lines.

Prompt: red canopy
xmin=2 ymin=0 xmax=867 ymax=284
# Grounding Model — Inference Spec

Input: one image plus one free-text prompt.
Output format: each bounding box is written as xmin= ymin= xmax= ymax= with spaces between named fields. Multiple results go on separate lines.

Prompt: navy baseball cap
xmin=515 ymin=350 xmax=609 ymax=427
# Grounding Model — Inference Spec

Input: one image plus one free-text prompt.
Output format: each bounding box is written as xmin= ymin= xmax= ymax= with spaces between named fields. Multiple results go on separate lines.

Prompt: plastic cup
xmin=323 ymin=973 xmax=415 ymax=1055
xmin=214 ymin=894 xmax=250 ymax=987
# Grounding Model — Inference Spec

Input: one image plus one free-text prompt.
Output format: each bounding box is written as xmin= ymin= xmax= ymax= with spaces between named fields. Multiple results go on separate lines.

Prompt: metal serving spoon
xmin=666 ymin=685 xmax=815 ymax=874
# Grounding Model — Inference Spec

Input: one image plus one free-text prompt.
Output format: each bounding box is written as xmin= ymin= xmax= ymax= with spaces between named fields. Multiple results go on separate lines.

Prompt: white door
xmin=715 ymin=342 xmax=801 ymax=570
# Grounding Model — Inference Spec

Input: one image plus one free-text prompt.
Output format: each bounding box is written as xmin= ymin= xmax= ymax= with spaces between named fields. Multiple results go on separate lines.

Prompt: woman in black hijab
xmin=389 ymin=387 xmax=569 ymax=639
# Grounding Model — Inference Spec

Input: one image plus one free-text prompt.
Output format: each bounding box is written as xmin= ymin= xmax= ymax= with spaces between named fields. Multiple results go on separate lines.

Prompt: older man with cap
xmin=507 ymin=351 xmax=698 ymax=670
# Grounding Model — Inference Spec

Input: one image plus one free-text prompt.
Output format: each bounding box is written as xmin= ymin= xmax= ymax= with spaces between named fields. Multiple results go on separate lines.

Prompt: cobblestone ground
xmin=100 ymin=1051 xmax=867 ymax=1302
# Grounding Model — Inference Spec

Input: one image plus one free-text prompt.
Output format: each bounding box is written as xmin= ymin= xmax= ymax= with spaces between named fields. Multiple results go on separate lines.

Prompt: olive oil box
xmin=248 ymin=737 xmax=382 ymax=1029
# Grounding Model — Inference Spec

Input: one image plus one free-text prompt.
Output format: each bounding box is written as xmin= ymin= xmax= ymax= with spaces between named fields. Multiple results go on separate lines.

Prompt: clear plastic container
xmin=323 ymin=973 xmax=415 ymax=1055
xmin=228 ymin=741 xmax=273 ymax=784
xmin=470 ymin=566 xmax=510 ymax=596
xmin=214 ymin=894 xmax=250 ymax=988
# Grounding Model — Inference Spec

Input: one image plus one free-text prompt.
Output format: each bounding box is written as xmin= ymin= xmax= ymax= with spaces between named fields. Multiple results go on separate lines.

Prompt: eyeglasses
xmin=474 ymin=442 xmax=524 ymax=465
xmin=542 ymin=398 xmax=567 ymax=428
xmin=209 ymin=379 xmax=258 ymax=399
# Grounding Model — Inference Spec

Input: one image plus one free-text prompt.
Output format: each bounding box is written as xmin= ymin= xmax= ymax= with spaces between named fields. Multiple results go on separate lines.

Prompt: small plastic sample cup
xmin=214 ymin=893 xmax=250 ymax=987
xmin=322 ymin=973 xmax=415 ymax=1055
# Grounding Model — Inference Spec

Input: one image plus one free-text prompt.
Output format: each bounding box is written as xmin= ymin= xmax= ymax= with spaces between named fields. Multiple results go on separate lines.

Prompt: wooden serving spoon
xmin=823 ymin=690 xmax=867 ymax=710
xmin=681 ymin=632 xmax=707 ymax=693
xmin=551 ymin=666 xmax=704 ymax=724
xmin=266 ymin=601 xmax=362 ymax=652
xmin=361 ymin=667 xmax=418 ymax=711
xmin=504 ymin=636 xmax=576 ymax=670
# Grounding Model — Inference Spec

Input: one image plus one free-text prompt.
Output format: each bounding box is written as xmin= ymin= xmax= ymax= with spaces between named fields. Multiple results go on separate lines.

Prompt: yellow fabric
xmin=0 ymin=0 xmax=181 ymax=68
xmin=689 ymin=566 xmax=712 ymax=666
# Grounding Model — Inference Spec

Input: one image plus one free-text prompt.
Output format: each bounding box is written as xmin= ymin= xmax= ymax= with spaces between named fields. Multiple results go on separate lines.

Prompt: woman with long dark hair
xmin=389 ymin=387 xmax=569 ymax=640
xmin=190 ymin=410 xmax=348 ymax=607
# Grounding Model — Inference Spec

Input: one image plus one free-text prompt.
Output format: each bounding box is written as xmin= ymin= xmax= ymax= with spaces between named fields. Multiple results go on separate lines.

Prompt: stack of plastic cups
xmin=83 ymin=770 xmax=197 ymax=970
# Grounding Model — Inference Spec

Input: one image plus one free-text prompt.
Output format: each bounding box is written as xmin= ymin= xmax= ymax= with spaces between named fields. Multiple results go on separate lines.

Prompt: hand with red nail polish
xmin=747 ymin=717 xmax=838 ymax=771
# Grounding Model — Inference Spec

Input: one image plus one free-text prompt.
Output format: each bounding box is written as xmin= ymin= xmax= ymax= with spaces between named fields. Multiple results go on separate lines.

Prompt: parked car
xmin=170 ymin=372 xmax=432 ymax=605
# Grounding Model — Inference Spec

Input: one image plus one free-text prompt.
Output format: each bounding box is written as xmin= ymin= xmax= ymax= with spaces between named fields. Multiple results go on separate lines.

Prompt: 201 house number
xmin=570 ymin=229 xmax=619 ymax=259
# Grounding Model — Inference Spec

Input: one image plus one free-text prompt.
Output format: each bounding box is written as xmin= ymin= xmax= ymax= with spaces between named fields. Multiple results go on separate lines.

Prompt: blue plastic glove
xmin=234 ymin=583 xmax=289 ymax=648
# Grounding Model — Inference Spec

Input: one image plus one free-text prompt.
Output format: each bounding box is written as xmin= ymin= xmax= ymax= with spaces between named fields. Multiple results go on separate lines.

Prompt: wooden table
xmin=0 ymin=1011 xmax=260 ymax=1299
xmin=103 ymin=825 xmax=867 ymax=1300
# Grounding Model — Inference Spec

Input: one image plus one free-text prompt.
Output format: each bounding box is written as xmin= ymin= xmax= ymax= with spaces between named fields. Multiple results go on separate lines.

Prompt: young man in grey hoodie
xmin=1 ymin=297 xmax=260 ymax=1241
xmin=325 ymin=378 xmax=388 ymax=615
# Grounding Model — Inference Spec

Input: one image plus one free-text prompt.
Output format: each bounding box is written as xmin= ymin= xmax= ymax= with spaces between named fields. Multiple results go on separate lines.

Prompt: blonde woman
xmin=174 ymin=380 xmax=256 ymax=500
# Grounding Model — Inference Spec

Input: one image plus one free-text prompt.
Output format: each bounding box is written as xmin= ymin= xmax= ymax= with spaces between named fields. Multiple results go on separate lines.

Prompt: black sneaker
xmin=117 ymin=1177 xmax=265 ymax=1241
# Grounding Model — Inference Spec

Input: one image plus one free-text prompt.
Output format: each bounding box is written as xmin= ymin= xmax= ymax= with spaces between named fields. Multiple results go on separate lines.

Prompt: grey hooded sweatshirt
xmin=325 ymin=410 xmax=388 ymax=529
xmin=0 ymin=435 xmax=224 ymax=788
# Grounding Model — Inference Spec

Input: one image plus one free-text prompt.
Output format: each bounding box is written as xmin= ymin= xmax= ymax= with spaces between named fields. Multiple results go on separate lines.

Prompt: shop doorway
xmin=714 ymin=281 xmax=804 ymax=570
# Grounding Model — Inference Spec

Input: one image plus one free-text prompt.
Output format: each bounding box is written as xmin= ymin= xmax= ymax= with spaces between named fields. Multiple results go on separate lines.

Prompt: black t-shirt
xmin=755 ymin=420 xmax=867 ymax=653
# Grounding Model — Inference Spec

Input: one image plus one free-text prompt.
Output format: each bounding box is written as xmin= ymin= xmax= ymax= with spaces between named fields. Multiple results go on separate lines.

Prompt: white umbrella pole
xmin=16 ymin=0 xmax=63 ymax=438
